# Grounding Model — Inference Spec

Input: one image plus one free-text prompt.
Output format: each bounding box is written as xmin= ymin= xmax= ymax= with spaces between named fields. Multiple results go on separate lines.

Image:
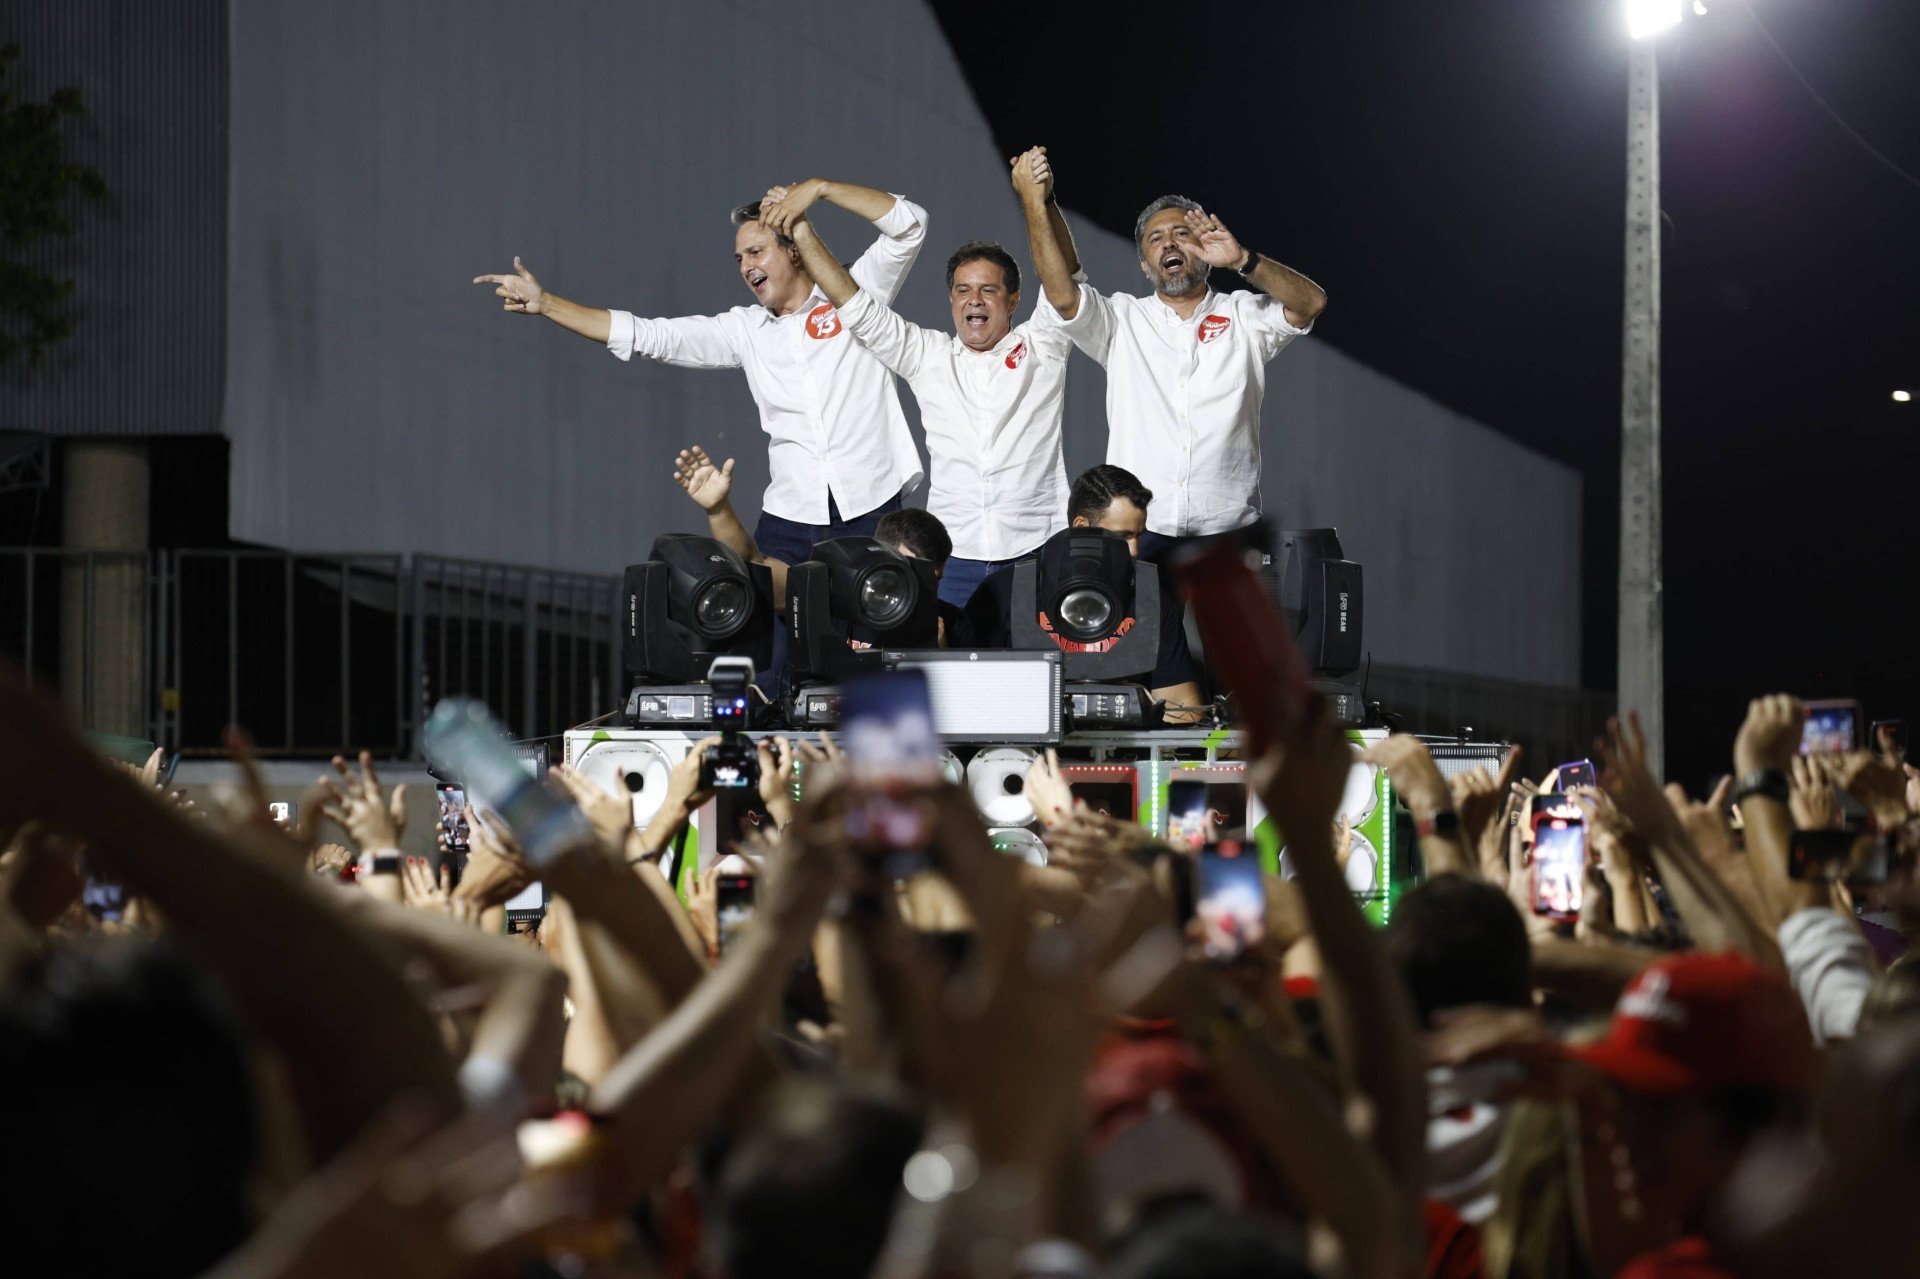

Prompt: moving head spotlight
xmin=1275 ymin=528 xmax=1363 ymax=679
xmin=1010 ymin=527 xmax=1160 ymax=682
xmin=622 ymin=536 xmax=775 ymax=723
xmin=788 ymin=536 xmax=940 ymax=681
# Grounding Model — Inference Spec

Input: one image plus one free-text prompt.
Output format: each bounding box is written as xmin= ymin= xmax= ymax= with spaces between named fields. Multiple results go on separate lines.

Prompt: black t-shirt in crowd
xmin=951 ymin=558 xmax=1197 ymax=690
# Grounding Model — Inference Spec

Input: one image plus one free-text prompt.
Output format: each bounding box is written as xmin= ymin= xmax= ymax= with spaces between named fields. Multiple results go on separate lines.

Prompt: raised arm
xmin=473 ymin=256 xmax=612 ymax=343
xmin=760 ymin=178 xmax=926 ymax=306
xmin=672 ymin=447 xmax=790 ymax=606
xmin=791 ymin=217 xmax=933 ymax=382
xmin=1184 ymin=209 xmax=1327 ymax=330
xmin=1253 ymin=703 xmax=1427 ymax=1197
xmin=1010 ymin=147 xmax=1082 ymax=318
xmin=474 ymin=255 xmax=743 ymax=369
xmin=0 ymin=675 xmax=459 ymax=1160
xmin=788 ymin=217 xmax=858 ymax=307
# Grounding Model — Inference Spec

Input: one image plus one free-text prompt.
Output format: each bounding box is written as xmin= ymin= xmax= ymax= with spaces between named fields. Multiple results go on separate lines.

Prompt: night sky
xmin=935 ymin=0 xmax=1920 ymax=789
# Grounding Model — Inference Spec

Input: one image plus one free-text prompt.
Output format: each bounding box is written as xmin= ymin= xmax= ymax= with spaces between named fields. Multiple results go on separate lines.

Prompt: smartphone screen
xmin=1801 ymin=701 xmax=1861 ymax=755
xmin=1557 ymin=760 xmax=1596 ymax=791
xmin=436 ymin=783 xmax=470 ymax=854
xmin=841 ymin=670 xmax=943 ymax=877
xmin=1529 ymin=799 xmax=1586 ymax=919
xmin=504 ymin=879 xmax=546 ymax=917
xmin=267 ymin=800 xmax=297 ymax=827
xmin=1167 ymin=779 xmax=1209 ymax=850
xmin=715 ymin=873 xmax=756 ymax=956
xmin=1194 ymin=841 xmax=1266 ymax=962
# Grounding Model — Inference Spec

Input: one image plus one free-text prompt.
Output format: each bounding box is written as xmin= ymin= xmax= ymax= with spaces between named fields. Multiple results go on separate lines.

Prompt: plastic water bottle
xmin=421 ymin=698 xmax=590 ymax=866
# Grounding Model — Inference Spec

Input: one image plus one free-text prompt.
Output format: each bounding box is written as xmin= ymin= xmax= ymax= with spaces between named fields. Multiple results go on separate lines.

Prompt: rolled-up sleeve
xmin=847 ymin=195 xmax=927 ymax=307
xmin=606 ymin=310 xmax=742 ymax=369
xmin=1240 ymin=292 xmax=1313 ymax=361
xmin=1047 ymin=278 xmax=1116 ymax=366
xmin=838 ymin=288 xmax=931 ymax=381
xmin=1778 ymin=907 xmax=1877 ymax=1044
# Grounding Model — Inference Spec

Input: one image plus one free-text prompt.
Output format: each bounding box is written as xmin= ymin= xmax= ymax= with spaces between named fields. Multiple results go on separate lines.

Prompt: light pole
xmin=1620 ymin=0 xmax=1679 ymax=777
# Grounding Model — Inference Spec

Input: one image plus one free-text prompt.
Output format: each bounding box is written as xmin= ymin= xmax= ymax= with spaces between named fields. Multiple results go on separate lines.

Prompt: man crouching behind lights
xmin=953 ymin=464 xmax=1206 ymax=723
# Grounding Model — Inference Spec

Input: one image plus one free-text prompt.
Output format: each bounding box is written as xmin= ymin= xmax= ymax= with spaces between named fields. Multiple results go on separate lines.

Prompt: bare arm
xmin=1183 ymin=209 xmax=1327 ymax=329
xmin=473 ymin=256 xmax=612 ymax=344
xmin=672 ymin=447 xmax=790 ymax=606
xmin=788 ymin=218 xmax=858 ymax=308
xmin=586 ymin=825 xmax=837 ymax=1200
xmin=1010 ymin=147 xmax=1082 ymax=318
xmin=1254 ymin=707 xmax=1427 ymax=1196
xmin=0 ymin=676 xmax=460 ymax=1159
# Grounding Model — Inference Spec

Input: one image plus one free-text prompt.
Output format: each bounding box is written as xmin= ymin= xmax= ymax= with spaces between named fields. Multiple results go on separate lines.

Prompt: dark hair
xmin=711 ymin=1077 xmax=925 ymax=1279
xmin=730 ymin=202 xmax=796 ymax=249
xmin=1134 ymin=194 xmax=1205 ymax=252
xmin=944 ymin=239 xmax=1020 ymax=295
xmin=0 ymin=940 xmax=258 ymax=1279
xmin=875 ymin=507 xmax=954 ymax=568
xmin=1108 ymin=1203 xmax=1315 ymax=1279
xmin=1068 ymin=464 xmax=1154 ymax=525
xmin=1384 ymin=873 xmax=1533 ymax=1027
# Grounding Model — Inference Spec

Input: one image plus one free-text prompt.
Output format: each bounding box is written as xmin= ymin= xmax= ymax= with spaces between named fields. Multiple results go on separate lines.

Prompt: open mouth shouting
xmin=746 ymin=269 xmax=769 ymax=294
xmin=964 ymin=309 xmax=990 ymax=332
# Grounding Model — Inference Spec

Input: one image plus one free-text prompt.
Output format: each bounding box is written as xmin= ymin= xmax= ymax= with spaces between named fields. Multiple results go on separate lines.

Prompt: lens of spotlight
xmin=858 ymin=565 xmax=913 ymax=627
xmin=1057 ymin=587 xmax=1115 ymax=640
xmin=694 ymin=579 xmax=750 ymax=637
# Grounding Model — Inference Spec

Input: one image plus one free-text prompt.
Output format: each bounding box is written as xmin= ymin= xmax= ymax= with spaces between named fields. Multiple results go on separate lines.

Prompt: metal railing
xmin=1 ymin=547 xmax=623 ymax=758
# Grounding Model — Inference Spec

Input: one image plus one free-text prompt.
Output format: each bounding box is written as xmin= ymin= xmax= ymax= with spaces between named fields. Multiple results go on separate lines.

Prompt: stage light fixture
xmin=622 ymin=533 xmax=775 ymax=698
xmin=788 ymin=536 xmax=940 ymax=682
xmin=1275 ymin=528 xmax=1364 ymax=679
xmin=1003 ymin=528 xmax=1162 ymax=728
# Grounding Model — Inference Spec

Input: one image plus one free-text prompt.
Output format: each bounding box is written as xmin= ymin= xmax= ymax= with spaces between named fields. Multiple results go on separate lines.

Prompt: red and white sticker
xmin=1197 ymin=314 xmax=1232 ymax=344
xmin=1005 ymin=339 xmax=1028 ymax=370
xmin=806 ymin=304 xmax=842 ymax=339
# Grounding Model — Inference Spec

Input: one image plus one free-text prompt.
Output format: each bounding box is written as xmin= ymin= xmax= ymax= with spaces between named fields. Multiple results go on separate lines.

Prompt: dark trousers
xmin=754 ymin=491 xmax=904 ymax=567
xmin=756 ymin=491 xmax=904 ymax=693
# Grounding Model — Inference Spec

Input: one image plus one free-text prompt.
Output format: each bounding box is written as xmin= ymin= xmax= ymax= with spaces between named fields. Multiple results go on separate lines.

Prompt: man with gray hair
xmin=1021 ymin=168 xmax=1328 ymax=560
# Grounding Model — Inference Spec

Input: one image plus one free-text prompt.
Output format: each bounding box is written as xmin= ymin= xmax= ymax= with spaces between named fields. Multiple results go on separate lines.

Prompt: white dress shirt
xmin=1053 ymin=283 xmax=1311 ymax=537
xmin=604 ymin=197 xmax=928 ymax=525
xmin=835 ymin=288 xmax=1071 ymax=561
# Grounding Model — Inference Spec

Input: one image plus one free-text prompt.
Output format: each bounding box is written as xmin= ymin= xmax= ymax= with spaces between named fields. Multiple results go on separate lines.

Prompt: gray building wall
xmin=0 ymin=1 xmax=227 ymax=437
xmin=15 ymin=0 xmax=1579 ymax=687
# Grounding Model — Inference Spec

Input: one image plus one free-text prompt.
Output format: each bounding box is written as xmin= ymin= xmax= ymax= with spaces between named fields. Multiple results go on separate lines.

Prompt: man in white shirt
xmin=472 ymin=179 xmax=927 ymax=566
xmin=1026 ymin=166 xmax=1328 ymax=561
xmin=773 ymin=148 xmax=1081 ymax=609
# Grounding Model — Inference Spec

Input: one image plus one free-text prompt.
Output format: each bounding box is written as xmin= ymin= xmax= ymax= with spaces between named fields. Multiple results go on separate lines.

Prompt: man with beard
xmin=1023 ymin=173 xmax=1327 ymax=560
xmin=770 ymin=148 xmax=1080 ymax=609
xmin=473 ymin=179 xmax=927 ymax=565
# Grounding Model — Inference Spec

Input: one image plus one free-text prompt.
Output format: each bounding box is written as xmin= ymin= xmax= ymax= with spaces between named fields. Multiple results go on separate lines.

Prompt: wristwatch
xmin=1235 ymin=247 xmax=1261 ymax=275
xmin=1416 ymin=810 xmax=1462 ymax=840
xmin=1731 ymin=768 xmax=1790 ymax=806
xmin=357 ymin=848 xmax=401 ymax=876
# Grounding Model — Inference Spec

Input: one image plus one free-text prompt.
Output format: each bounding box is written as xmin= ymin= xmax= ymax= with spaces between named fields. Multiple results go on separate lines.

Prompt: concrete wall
xmin=216 ymin=0 xmax=1579 ymax=686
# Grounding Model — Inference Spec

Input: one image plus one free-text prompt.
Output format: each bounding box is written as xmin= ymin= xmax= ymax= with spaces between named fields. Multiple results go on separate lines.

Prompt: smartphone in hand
xmin=1529 ymin=795 xmax=1585 ymax=920
xmin=841 ymin=670 xmax=943 ymax=880
xmin=1193 ymin=840 xmax=1266 ymax=963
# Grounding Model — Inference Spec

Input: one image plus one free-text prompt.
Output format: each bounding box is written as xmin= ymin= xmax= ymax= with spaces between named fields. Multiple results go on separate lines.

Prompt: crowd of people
xmin=10 ymin=140 xmax=1892 ymax=1279
xmin=6 ymin=659 xmax=1920 ymax=1278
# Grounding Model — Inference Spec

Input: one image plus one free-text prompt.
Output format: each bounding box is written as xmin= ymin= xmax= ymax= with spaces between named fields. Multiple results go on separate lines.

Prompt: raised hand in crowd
xmin=318 ymin=749 xmax=409 ymax=854
xmin=550 ymin=763 xmax=634 ymax=849
xmin=672 ymin=445 xmax=735 ymax=512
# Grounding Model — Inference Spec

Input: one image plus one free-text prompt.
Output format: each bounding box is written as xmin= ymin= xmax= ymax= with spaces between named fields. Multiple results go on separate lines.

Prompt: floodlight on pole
xmin=1627 ymin=0 xmax=1683 ymax=40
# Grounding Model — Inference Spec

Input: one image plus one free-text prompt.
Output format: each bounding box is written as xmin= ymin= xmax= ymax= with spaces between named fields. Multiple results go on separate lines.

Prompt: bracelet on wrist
xmin=1416 ymin=810 xmax=1462 ymax=840
xmin=1235 ymin=248 xmax=1260 ymax=275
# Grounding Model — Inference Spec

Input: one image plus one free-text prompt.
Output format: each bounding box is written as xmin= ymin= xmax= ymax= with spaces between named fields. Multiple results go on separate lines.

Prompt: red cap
xmin=1571 ymin=952 xmax=1815 ymax=1098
